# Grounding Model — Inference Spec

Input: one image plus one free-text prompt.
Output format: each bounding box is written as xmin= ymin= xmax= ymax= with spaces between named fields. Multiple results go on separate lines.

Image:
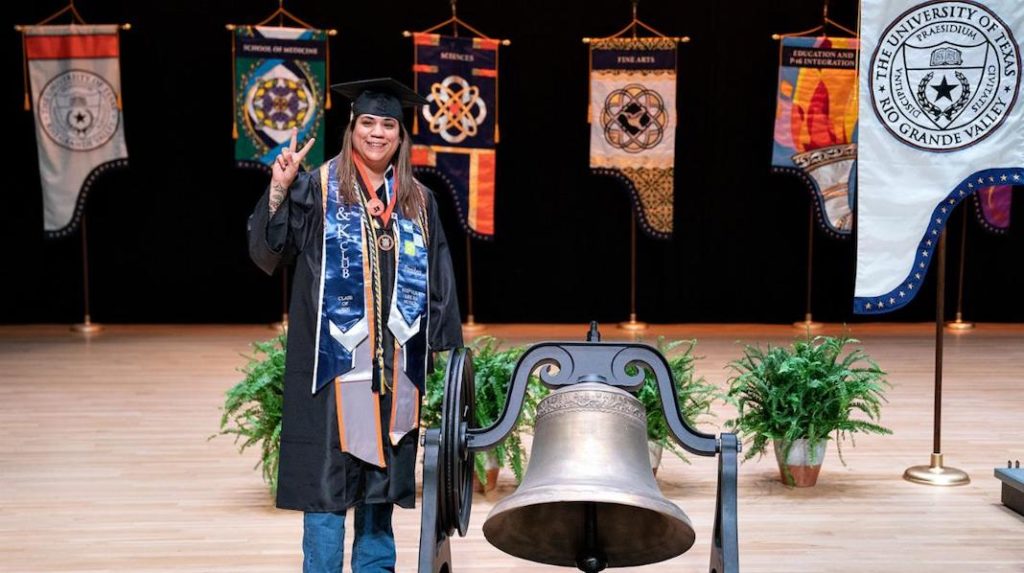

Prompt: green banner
xmin=234 ymin=26 xmax=326 ymax=170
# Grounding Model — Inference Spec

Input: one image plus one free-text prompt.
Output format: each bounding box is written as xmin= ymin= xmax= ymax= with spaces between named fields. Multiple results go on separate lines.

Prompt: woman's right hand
xmin=269 ymin=129 xmax=315 ymax=214
xmin=272 ymin=128 xmax=316 ymax=189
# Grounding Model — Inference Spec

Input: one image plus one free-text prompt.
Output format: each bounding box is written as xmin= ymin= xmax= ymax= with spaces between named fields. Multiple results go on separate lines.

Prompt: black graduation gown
xmin=247 ymin=164 xmax=463 ymax=512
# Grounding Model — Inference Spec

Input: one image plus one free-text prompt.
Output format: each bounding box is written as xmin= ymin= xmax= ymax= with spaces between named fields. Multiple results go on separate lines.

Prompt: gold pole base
xmin=793 ymin=320 xmax=824 ymax=331
xmin=270 ymin=314 xmax=289 ymax=333
xmin=904 ymin=453 xmax=971 ymax=486
xmin=71 ymin=322 xmax=102 ymax=334
xmin=944 ymin=319 xmax=974 ymax=332
xmin=463 ymin=315 xmax=486 ymax=336
xmin=618 ymin=313 xmax=648 ymax=332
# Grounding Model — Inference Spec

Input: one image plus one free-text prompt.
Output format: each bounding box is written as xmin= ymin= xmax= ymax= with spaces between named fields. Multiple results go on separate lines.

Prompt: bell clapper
xmin=576 ymin=502 xmax=607 ymax=573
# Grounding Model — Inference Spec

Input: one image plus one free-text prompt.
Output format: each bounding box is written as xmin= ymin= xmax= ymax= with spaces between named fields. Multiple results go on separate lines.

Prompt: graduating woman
xmin=248 ymin=78 xmax=463 ymax=573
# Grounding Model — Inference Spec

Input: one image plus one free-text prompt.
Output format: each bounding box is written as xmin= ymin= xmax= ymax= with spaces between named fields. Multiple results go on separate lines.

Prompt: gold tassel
xmin=494 ymin=45 xmax=500 ymax=143
xmin=412 ymin=37 xmax=419 ymax=135
xmin=116 ymin=29 xmax=124 ymax=110
xmin=231 ymin=27 xmax=239 ymax=140
xmin=22 ymin=30 xmax=31 ymax=111
xmin=324 ymin=34 xmax=331 ymax=109
xmin=587 ymin=44 xmax=593 ymax=124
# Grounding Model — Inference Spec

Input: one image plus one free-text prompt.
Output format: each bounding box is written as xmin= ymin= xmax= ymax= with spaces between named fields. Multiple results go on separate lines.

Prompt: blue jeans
xmin=303 ymin=504 xmax=396 ymax=573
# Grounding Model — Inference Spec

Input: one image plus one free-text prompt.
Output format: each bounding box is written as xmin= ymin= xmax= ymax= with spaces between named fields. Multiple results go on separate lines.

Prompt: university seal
xmin=869 ymin=1 xmax=1020 ymax=151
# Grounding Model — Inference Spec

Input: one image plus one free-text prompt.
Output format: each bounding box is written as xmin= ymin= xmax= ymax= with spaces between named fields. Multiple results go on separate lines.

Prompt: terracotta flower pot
xmin=473 ymin=451 xmax=501 ymax=493
xmin=648 ymin=440 xmax=664 ymax=476
xmin=773 ymin=439 xmax=827 ymax=487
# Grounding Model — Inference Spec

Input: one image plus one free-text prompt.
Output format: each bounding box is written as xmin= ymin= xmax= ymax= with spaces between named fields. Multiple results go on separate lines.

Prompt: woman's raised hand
xmin=269 ymin=129 xmax=315 ymax=214
xmin=271 ymin=128 xmax=316 ymax=191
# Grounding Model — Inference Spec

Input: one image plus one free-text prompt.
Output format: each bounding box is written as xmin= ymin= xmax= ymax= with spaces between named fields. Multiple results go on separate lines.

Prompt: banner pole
xmin=904 ymin=229 xmax=969 ymax=486
xmin=619 ymin=210 xmax=647 ymax=331
xmin=946 ymin=207 xmax=974 ymax=331
xmin=72 ymin=215 xmax=102 ymax=334
xmin=463 ymin=235 xmax=485 ymax=334
xmin=794 ymin=203 xmax=823 ymax=332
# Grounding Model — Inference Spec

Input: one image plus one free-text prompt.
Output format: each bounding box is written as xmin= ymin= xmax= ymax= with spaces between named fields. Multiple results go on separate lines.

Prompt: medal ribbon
xmin=353 ymin=153 xmax=398 ymax=225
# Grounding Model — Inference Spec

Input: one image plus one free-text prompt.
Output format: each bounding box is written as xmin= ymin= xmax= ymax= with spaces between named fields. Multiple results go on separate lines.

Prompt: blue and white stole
xmin=312 ymin=157 xmax=429 ymax=467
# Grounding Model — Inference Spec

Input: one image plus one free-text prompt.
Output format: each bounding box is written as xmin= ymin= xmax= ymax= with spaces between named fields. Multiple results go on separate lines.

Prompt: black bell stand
xmin=418 ymin=324 xmax=740 ymax=572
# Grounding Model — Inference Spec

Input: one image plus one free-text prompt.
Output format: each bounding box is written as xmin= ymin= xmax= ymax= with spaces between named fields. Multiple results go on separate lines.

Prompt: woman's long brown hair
xmin=335 ymin=121 xmax=425 ymax=220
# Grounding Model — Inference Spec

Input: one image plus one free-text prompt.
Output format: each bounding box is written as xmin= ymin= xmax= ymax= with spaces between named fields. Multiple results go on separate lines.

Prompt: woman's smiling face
xmin=352 ymin=113 xmax=400 ymax=170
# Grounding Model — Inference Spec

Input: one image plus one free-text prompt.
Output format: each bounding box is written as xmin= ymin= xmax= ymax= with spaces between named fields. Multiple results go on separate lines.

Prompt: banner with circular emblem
xmin=233 ymin=26 xmax=326 ymax=173
xmin=410 ymin=33 xmax=499 ymax=239
xmin=855 ymin=0 xmax=1022 ymax=314
xmin=24 ymin=25 xmax=129 ymax=239
xmin=588 ymin=37 xmax=677 ymax=239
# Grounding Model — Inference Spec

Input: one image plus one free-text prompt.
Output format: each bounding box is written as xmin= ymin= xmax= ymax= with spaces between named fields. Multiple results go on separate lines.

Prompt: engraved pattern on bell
xmin=535 ymin=384 xmax=646 ymax=429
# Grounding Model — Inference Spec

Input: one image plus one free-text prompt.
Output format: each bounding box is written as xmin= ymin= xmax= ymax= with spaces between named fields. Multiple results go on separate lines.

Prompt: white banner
xmin=589 ymin=37 xmax=677 ymax=238
xmin=855 ymin=0 xmax=1022 ymax=313
xmin=26 ymin=25 xmax=128 ymax=238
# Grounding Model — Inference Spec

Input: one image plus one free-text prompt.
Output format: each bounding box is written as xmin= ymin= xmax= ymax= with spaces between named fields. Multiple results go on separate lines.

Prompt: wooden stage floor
xmin=1 ymin=323 xmax=1022 ymax=572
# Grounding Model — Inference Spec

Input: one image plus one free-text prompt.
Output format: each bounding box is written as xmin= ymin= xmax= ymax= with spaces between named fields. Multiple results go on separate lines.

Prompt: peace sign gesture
xmin=271 ymin=128 xmax=316 ymax=191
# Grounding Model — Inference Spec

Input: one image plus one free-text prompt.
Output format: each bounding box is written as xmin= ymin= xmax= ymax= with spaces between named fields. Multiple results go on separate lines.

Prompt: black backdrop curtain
xmin=3 ymin=0 xmax=1022 ymax=324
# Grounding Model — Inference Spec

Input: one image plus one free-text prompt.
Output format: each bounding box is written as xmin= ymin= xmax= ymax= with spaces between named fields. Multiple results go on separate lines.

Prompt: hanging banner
xmin=411 ymin=32 xmax=498 ymax=239
xmin=589 ymin=37 xmax=677 ymax=239
xmin=771 ymin=36 xmax=859 ymax=237
xmin=234 ymin=26 xmax=327 ymax=171
xmin=855 ymin=0 xmax=1023 ymax=314
xmin=972 ymin=185 xmax=1012 ymax=232
xmin=25 ymin=25 xmax=129 ymax=238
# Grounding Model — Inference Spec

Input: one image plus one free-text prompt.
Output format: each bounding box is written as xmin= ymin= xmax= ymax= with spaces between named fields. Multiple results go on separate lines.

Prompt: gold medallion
xmin=377 ymin=234 xmax=395 ymax=251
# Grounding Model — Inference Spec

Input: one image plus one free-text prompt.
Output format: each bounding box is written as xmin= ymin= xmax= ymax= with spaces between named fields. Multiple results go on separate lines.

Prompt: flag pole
xmin=71 ymin=215 xmax=102 ymax=334
xmin=793 ymin=203 xmax=823 ymax=332
xmin=463 ymin=235 xmax=485 ymax=334
xmin=619 ymin=211 xmax=647 ymax=331
xmin=904 ymin=229 xmax=969 ymax=486
xmin=946 ymin=207 xmax=974 ymax=331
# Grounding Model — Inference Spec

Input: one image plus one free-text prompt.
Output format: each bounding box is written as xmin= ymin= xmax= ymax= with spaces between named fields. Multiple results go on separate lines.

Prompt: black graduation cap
xmin=331 ymin=77 xmax=427 ymax=121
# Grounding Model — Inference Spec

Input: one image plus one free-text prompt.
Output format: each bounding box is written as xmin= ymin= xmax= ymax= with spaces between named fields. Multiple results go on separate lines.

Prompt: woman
xmin=248 ymin=78 xmax=463 ymax=573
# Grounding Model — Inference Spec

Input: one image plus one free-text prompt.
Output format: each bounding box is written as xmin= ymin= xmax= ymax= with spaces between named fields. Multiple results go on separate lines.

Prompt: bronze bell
xmin=482 ymin=382 xmax=695 ymax=569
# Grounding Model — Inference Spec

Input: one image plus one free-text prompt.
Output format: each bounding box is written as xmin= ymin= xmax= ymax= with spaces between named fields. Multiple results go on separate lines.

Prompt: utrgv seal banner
xmin=772 ymin=36 xmax=859 ymax=237
xmin=234 ymin=26 xmax=326 ymax=172
xmin=25 ymin=25 xmax=128 ymax=238
xmin=856 ymin=0 xmax=1022 ymax=314
xmin=589 ymin=37 xmax=677 ymax=239
xmin=411 ymin=33 xmax=498 ymax=239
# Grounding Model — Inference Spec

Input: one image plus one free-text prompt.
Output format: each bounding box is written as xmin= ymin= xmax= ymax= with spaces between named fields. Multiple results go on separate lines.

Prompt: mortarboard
xmin=330 ymin=77 xmax=427 ymax=121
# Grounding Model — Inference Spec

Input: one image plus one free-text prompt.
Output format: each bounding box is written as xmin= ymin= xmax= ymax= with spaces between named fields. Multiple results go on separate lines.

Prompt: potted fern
xmin=725 ymin=335 xmax=892 ymax=487
xmin=632 ymin=338 xmax=719 ymax=474
xmin=220 ymin=334 xmax=540 ymax=496
xmin=216 ymin=334 xmax=286 ymax=493
xmin=423 ymin=336 xmax=546 ymax=492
